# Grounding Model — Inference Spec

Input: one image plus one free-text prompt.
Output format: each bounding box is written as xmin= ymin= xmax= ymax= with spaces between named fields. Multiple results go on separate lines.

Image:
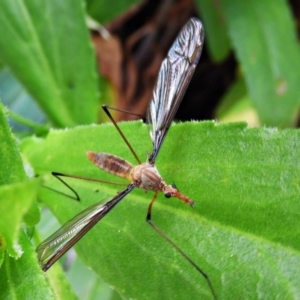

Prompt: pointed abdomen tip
xmin=86 ymin=151 xmax=97 ymax=162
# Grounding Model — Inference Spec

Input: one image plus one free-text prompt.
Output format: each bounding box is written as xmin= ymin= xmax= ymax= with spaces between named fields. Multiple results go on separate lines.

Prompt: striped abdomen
xmin=86 ymin=152 xmax=133 ymax=180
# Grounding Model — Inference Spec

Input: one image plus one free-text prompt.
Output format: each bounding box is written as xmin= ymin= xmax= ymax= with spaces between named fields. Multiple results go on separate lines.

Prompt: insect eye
xmin=164 ymin=193 xmax=171 ymax=198
xmin=171 ymin=183 xmax=178 ymax=190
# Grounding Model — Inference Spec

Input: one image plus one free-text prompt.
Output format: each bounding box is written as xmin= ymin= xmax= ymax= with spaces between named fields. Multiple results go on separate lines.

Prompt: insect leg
xmin=102 ymin=104 xmax=144 ymax=120
xmin=51 ymin=171 xmax=81 ymax=200
xmin=48 ymin=172 xmax=128 ymax=201
xmin=102 ymin=104 xmax=142 ymax=164
xmin=146 ymin=193 xmax=217 ymax=300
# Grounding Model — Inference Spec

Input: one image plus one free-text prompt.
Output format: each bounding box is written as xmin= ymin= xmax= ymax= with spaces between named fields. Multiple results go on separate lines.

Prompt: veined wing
xmin=147 ymin=18 xmax=204 ymax=164
xmin=36 ymin=184 xmax=135 ymax=271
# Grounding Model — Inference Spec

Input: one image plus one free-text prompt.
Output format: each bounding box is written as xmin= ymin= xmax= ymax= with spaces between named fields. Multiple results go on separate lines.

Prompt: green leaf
xmin=221 ymin=0 xmax=300 ymax=126
xmin=0 ymin=231 xmax=54 ymax=300
xmin=0 ymin=101 xmax=27 ymax=184
xmin=0 ymin=179 xmax=40 ymax=257
xmin=0 ymin=0 xmax=99 ymax=127
xmin=0 ymin=99 xmax=54 ymax=299
xmin=196 ymin=0 xmax=231 ymax=61
xmin=86 ymin=0 xmax=140 ymax=24
xmin=0 ymin=99 xmax=40 ymax=245
xmin=21 ymin=121 xmax=300 ymax=299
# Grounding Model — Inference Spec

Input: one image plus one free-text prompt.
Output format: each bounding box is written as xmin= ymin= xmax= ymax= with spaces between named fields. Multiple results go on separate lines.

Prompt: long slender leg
xmin=51 ymin=172 xmax=80 ymax=200
xmin=49 ymin=172 xmax=129 ymax=201
xmin=146 ymin=194 xmax=217 ymax=300
xmin=103 ymin=105 xmax=144 ymax=119
xmin=102 ymin=105 xmax=142 ymax=164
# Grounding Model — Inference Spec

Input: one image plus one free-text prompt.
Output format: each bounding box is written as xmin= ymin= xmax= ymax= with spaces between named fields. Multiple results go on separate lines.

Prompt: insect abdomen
xmin=87 ymin=152 xmax=133 ymax=180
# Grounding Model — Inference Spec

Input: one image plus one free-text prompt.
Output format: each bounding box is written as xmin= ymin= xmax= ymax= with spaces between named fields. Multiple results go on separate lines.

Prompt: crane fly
xmin=36 ymin=18 xmax=216 ymax=299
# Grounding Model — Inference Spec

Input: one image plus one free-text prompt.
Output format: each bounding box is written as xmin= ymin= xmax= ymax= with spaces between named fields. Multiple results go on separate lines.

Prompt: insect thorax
xmin=131 ymin=163 xmax=165 ymax=191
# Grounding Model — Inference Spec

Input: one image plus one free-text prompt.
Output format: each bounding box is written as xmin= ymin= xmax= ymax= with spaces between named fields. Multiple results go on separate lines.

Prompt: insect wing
xmin=147 ymin=18 xmax=204 ymax=163
xmin=36 ymin=185 xmax=135 ymax=271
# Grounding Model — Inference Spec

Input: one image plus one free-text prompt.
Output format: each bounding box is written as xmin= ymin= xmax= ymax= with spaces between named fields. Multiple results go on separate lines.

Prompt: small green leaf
xmin=0 ymin=231 xmax=53 ymax=300
xmin=0 ymin=99 xmax=49 ymax=300
xmin=0 ymin=101 xmax=26 ymax=184
xmin=0 ymin=0 xmax=99 ymax=127
xmin=0 ymin=179 xmax=74 ymax=299
xmin=0 ymin=179 xmax=40 ymax=257
xmin=21 ymin=122 xmax=300 ymax=299
xmin=0 ymin=99 xmax=40 ymax=253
